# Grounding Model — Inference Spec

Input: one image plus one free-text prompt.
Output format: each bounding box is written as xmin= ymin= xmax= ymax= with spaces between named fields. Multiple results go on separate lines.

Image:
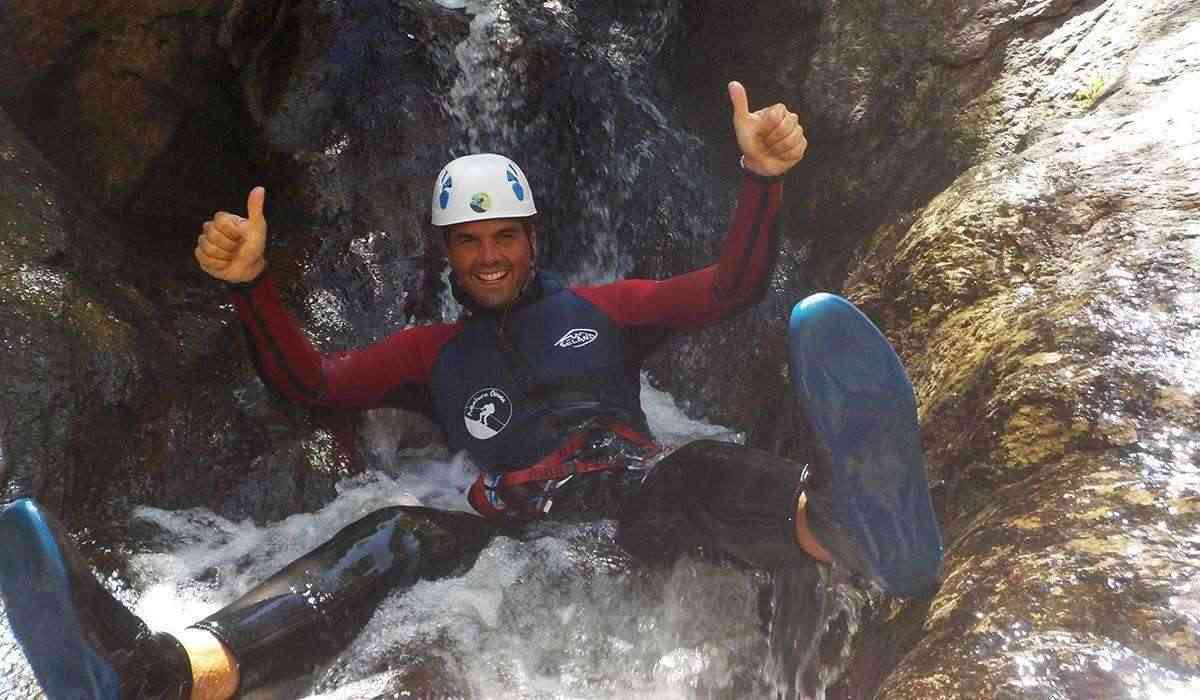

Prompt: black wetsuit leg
xmin=615 ymin=440 xmax=809 ymax=570
xmin=191 ymin=506 xmax=494 ymax=695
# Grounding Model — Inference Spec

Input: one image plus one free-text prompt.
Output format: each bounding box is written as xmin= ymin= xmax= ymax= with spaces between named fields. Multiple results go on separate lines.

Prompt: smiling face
xmin=446 ymin=217 xmax=536 ymax=310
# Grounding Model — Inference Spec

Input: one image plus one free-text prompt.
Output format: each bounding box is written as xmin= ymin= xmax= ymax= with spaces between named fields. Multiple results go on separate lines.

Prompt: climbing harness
xmin=468 ymin=422 xmax=660 ymax=520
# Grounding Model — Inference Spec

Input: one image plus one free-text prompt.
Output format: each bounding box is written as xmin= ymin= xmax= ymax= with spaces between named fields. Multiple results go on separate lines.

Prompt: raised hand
xmin=195 ymin=186 xmax=268 ymax=283
xmin=728 ymin=81 xmax=808 ymax=178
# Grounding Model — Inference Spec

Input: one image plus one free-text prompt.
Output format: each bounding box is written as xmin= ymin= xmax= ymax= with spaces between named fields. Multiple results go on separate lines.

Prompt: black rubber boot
xmin=788 ymin=294 xmax=944 ymax=598
xmin=0 ymin=499 xmax=193 ymax=699
xmin=192 ymin=505 xmax=495 ymax=695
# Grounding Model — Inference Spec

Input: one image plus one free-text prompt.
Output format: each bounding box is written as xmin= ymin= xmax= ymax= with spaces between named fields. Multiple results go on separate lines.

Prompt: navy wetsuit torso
xmin=431 ymin=272 xmax=648 ymax=469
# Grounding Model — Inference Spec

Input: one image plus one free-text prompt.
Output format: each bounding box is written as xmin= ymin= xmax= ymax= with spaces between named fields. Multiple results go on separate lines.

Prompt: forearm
xmin=230 ymin=273 xmax=330 ymax=405
xmin=711 ymin=168 xmax=783 ymax=307
xmin=576 ymin=170 xmax=783 ymax=329
xmin=230 ymin=274 xmax=453 ymax=409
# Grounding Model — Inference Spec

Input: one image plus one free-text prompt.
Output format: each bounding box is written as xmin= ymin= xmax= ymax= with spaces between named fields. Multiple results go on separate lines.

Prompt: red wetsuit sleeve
xmin=575 ymin=171 xmax=783 ymax=329
xmin=230 ymin=273 xmax=460 ymax=408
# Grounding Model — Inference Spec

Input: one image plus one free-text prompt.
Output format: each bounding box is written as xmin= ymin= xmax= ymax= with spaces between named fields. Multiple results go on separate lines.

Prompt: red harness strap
xmin=468 ymin=423 xmax=659 ymax=520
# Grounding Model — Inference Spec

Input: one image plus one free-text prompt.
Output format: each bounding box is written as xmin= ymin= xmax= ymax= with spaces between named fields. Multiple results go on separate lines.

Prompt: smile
xmin=475 ymin=270 xmax=509 ymax=283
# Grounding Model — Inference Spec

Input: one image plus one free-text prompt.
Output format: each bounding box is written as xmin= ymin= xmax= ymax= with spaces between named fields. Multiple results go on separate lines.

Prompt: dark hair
xmin=440 ymin=215 xmax=540 ymax=244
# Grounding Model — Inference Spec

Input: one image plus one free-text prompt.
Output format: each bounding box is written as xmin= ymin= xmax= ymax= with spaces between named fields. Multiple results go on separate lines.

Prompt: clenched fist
xmin=728 ymin=81 xmax=808 ymax=178
xmin=195 ymin=186 xmax=268 ymax=283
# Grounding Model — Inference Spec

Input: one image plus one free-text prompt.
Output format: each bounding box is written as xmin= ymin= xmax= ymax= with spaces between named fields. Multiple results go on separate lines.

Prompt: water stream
xmin=0 ymin=378 xmax=859 ymax=699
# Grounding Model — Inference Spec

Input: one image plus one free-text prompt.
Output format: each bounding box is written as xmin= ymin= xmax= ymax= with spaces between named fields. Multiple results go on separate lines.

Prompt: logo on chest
xmin=554 ymin=328 xmax=599 ymax=349
xmin=464 ymin=388 xmax=512 ymax=440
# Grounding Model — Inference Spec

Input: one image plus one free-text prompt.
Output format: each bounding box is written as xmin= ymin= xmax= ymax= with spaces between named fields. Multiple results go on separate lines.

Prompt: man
xmin=0 ymin=82 xmax=942 ymax=699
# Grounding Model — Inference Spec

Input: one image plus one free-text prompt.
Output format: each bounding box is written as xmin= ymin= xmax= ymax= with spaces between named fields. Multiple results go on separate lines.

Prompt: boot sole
xmin=788 ymin=294 xmax=943 ymax=597
xmin=0 ymin=499 xmax=123 ymax=699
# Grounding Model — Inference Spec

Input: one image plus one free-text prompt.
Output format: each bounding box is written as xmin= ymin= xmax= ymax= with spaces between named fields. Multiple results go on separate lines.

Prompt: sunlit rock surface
xmin=840 ymin=1 xmax=1200 ymax=697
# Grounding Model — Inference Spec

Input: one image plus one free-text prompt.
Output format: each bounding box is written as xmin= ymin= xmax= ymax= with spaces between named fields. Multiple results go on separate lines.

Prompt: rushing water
xmin=299 ymin=0 xmax=717 ymax=349
xmin=0 ymin=378 xmax=859 ymax=699
xmin=439 ymin=0 xmax=692 ymax=286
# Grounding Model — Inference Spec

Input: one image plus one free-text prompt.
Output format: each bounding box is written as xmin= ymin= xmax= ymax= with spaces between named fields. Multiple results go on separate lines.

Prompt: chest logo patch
xmin=554 ymin=328 xmax=599 ymax=349
xmin=464 ymin=387 xmax=512 ymax=440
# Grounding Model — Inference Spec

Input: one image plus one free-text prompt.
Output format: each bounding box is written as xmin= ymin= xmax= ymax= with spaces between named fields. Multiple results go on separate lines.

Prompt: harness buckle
xmin=483 ymin=472 xmax=507 ymax=510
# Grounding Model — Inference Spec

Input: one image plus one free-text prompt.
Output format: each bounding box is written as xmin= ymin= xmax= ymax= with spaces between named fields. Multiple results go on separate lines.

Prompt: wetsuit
xmin=193 ymin=168 xmax=811 ymax=692
xmin=230 ymin=169 xmax=781 ymax=470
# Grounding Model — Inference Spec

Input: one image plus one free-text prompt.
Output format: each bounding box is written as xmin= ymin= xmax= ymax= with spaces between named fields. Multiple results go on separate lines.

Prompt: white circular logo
xmin=464 ymin=388 xmax=512 ymax=440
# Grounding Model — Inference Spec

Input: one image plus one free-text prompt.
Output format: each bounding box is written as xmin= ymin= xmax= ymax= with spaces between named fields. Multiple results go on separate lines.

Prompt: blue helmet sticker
xmin=439 ymin=173 xmax=452 ymax=210
xmin=506 ymin=165 xmax=525 ymax=201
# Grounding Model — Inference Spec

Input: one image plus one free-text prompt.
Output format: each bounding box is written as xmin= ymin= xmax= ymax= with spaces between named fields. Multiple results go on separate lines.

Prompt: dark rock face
xmin=0 ymin=107 xmax=172 ymax=521
xmin=1 ymin=0 xmax=1198 ymax=697
xmin=0 ymin=105 xmax=348 ymax=530
xmin=0 ymin=0 xmax=260 ymax=262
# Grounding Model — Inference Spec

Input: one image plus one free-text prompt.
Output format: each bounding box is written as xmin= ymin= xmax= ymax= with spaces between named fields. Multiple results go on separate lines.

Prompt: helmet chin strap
xmin=523 ymin=233 xmax=538 ymax=295
xmin=504 ymin=258 xmax=539 ymax=311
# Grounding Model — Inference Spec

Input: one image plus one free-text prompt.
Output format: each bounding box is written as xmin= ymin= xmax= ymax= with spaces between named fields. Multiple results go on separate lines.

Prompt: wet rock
xmin=0 ymin=106 xmax=349 ymax=530
xmin=651 ymin=2 xmax=1199 ymax=692
xmin=198 ymin=0 xmax=473 ymax=346
xmin=936 ymin=0 xmax=1084 ymax=66
xmin=840 ymin=1 xmax=1200 ymax=696
xmin=0 ymin=0 xmax=259 ymax=260
xmin=645 ymin=0 xmax=998 ymax=426
xmin=0 ymin=106 xmax=173 ymax=520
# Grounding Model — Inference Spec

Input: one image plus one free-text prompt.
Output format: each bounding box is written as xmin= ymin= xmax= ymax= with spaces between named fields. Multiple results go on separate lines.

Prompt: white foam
xmin=0 ymin=377 xmax=761 ymax=698
xmin=641 ymin=372 xmax=743 ymax=447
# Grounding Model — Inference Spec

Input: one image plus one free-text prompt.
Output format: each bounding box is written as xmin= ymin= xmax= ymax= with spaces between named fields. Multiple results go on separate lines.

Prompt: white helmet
xmin=431 ymin=153 xmax=537 ymax=226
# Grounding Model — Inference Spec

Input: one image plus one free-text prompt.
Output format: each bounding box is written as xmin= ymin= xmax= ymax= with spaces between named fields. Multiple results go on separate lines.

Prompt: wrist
xmin=226 ymin=262 xmax=268 ymax=291
xmin=739 ymin=156 xmax=784 ymax=183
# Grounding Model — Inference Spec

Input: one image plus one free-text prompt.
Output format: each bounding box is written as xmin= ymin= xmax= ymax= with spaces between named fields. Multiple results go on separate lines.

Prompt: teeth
xmin=477 ymin=270 xmax=507 ymax=282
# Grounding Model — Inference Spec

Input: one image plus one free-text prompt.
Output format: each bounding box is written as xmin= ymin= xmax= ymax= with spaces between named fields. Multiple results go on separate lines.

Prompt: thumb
xmin=246 ymin=186 xmax=266 ymax=226
xmin=728 ymin=81 xmax=750 ymax=120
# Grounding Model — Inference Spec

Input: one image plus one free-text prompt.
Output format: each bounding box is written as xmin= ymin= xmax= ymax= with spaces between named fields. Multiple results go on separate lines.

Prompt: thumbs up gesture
xmin=195 ymin=186 xmax=268 ymax=283
xmin=728 ymin=81 xmax=808 ymax=178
